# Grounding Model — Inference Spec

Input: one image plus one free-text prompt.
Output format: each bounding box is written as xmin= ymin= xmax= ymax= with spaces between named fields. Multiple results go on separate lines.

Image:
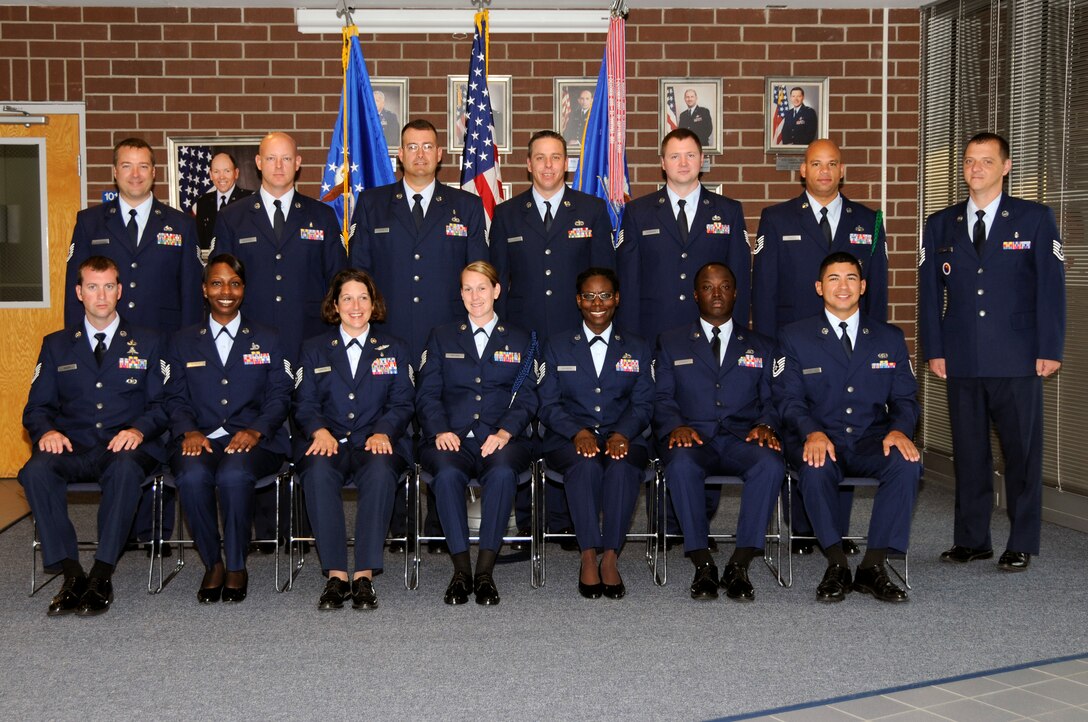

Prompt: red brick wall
xmin=0 ymin=5 xmax=921 ymax=336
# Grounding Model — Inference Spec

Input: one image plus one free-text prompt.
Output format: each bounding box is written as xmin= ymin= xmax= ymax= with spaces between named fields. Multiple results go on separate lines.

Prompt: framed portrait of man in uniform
xmin=764 ymin=76 xmax=829 ymax=153
xmin=554 ymin=77 xmax=596 ymax=151
xmin=446 ymin=74 xmax=512 ymax=154
xmin=165 ymin=136 xmax=262 ymax=215
xmin=371 ymin=77 xmax=409 ymax=157
xmin=660 ymin=78 xmax=722 ymax=155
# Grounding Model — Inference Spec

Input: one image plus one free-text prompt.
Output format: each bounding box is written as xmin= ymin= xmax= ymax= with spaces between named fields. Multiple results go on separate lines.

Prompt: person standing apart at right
xmin=919 ymin=132 xmax=1066 ymax=572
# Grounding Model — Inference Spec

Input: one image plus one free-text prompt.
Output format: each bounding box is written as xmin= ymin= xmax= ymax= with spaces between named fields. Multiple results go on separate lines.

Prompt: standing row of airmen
xmin=21 ymin=123 xmax=1063 ymax=615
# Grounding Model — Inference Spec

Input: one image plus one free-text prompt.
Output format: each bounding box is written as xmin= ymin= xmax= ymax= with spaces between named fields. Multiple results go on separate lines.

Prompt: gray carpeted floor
xmin=1 ymin=482 xmax=1086 ymax=721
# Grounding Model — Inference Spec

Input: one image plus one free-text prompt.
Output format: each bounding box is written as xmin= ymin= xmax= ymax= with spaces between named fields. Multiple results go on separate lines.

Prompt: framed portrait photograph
xmin=765 ymin=77 xmax=829 ymax=153
xmin=660 ymin=78 xmax=722 ymax=155
xmin=554 ymin=77 xmax=596 ymax=150
xmin=371 ymin=77 xmax=408 ymax=156
xmin=447 ymin=74 xmax=512 ymax=153
xmin=166 ymin=135 xmax=263 ymax=214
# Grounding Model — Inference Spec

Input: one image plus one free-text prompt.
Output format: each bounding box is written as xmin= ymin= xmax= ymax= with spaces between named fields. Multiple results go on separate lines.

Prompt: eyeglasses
xmin=403 ymin=143 xmax=437 ymax=153
xmin=579 ymin=291 xmax=615 ymax=301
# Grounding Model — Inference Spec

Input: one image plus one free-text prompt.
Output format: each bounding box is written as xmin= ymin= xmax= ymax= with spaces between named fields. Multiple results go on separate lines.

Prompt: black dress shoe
xmin=197 ymin=566 xmax=224 ymax=605
xmin=444 ymin=571 xmax=473 ymax=605
xmin=853 ymin=564 xmax=908 ymax=602
xmin=689 ymin=562 xmax=720 ymax=600
xmin=557 ymin=528 xmax=579 ymax=552
xmin=508 ymin=528 xmax=532 ymax=552
xmin=76 ymin=576 xmax=113 ymax=616
xmin=352 ymin=577 xmax=379 ymax=609
xmin=720 ymin=562 xmax=755 ymax=602
xmin=707 ymin=537 xmax=719 ymax=553
xmin=578 ymin=568 xmax=603 ymax=599
xmin=144 ymin=542 xmax=173 ymax=558
xmin=318 ymin=578 xmax=349 ymax=610
xmin=842 ymin=539 xmax=861 ymax=556
xmin=427 ymin=541 xmax=448 ymax=555
xmin=940 ymin=545 xmax=994 ymax=563
xmin=254 ymin=541 xmax=277 ymax=555
xmin=816 ymin=564 xmax=852 ymax=603
xmin=48 ymin=575 xmax=87 ymax=616
xmin=998 ymin=550 xmax=1030 ymax=572
xmin=474 ymin=573 xmax=500 ymax=606
xmin=221 ymin=570 xmax=248 ymax=603
xmin=793 ymin=538 xmax=817 ymax=555
xmin=601 ymin=563 xmax=626 ymax=600
xmin=387 ymin=540 xmax=406 ymax=555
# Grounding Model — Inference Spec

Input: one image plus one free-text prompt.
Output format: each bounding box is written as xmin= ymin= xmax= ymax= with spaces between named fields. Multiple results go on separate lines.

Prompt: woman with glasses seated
xmin=415 ymin=260 xmax=539 ymax=607
xmin=294 ymin=268 xmax=415 ymax=611
xmin=537 ymin=267 xmax=653 ymax=599
xmin=164 ymin=254 xmax=292 ymax=604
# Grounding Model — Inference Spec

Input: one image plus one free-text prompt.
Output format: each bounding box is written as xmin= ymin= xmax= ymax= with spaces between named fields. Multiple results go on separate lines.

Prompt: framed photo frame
xmin=166 ymin=135 xmax=263 ymax=214
xmin=765 ymin=77 xmax=829 ymax=153
xmin=371 ymin=77 xmax=409 ymax=156
xmin=447 ymin=74 xmax=512 ymax=153
xmin=554 ymin=77 xmax=596 ymax=150
xmin=660 ymin=78 xmax=722 ymax=155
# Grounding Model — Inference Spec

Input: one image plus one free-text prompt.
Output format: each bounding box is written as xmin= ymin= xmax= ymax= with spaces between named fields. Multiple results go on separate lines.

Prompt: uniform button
xmin=594 ymin=405 xmax=601 ymax=412
xmin=275 ymin=253 xmax=282 ymax=260
xmin=594 ymin=388 xmax=601 ymax=394
xmin=413 ymin=297 xmax=420 ymax=303
xmin=977 ymin=268 xmax=983 ymax=274
xmin=979 ymin=310 xmax=986 ymax=317
xmin=679 ymin=294 xmax=686 ymax=301
xmin=275 ymin=274 xmax=282 ymax=281
xmin=221 ymin=378 xmax=228 ymax=385
xmin=715 ymin=383 xmax=721 ymax=389
xmin=846 ymin=386 xmax=854 ymax=393
xmin=474 ymin=377 xmax=481 ymax=384
xmin=473 ymin=413 xmax=480 ymax=420
xmin=681 ymin=252 xmax=688 ymax=259
xmin=345 ymin=431 xmax=352 ymax=437
xmin=414 ymin=253 xmax=421 ymax=260
xmin=131 ymin=262 xmax=138 ymax=269
xmin=475 ymin=395 xmax=482 ymax=401
xmin=545 ymin=269 xmax=552 ymax=276
xmin=347 ymin=412 xmax=355 ymax=419
xmin=348 ymin=393 xmax=355 ymax=400
xmin=129 ymin=281 xmax=136 ymax=289
xmin=545 ymin=290 xmax=552 ymax=296
xmin=95 ymin=422 xmax=102 ymax=429
xmin=96 ymin=403 xmax=103 ymax=410
xmin=220 ymin=399 xmax=228 ymax=406
xmin=275 ymin=295 xmax=283 ymax=302
xmin=846 ymin=426 xmax=854 ymax=434
xmin=594 ymin=423 xmax=600 ymax=429
xmin=413 ymin=275 xmax=420 ymax=282
xmin=544 ymin=249 xmax=552 ymax=256
xmin=977 ymin=289 xmax=984 ymax=295
xmin=846 ymin=407 xmax=853 ymax=414
xmin=96 ymin=382 xmax=103 ymax=388
xmin=679 ymin=273 xmax=686 ymax=280
xmin=128 ymin=301 xmax=135 ymax=308
xmin=715 ymin=401 xmax=722 ymax=406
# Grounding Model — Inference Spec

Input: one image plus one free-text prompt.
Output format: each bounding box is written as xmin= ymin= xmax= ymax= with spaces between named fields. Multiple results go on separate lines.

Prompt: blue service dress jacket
xmin=23 ymin=320 xmax=168 ymax=461
xmin=752 ymin=193 xmax=887 ymax=337
xmin=774 ymin=314 xmax=918 ymax=456
xmin=415 ymin=320 xmax=539 ymax=443
xmin=64 ymin=199 xmax=203 ymax=333
xmin=653 ymin=322 xmax=778 ymax=445
xmin=537 ymin=326 xmax=653 ymax=454
xmin=918 ymin=194 xmax=1065 ymax=377
xmin=617 ymin=186 xmax=750 ymax=343
xmin=292 ymin=328 xmax=416 ymax=463
xmin=349 ymin=181 xmax=489 ymax=360
xmin=163 ymin=317 xmax=292 ymax=457
xmin=489 ymin=187 xmax=615 ymax=339
xmin=212 ymin=191 xmax=346 ymax=358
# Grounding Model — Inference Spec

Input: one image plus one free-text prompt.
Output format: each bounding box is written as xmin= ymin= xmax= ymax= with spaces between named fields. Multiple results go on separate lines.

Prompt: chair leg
xmin=407 ymin=464 xmax=421 ymax=591
xmin=534 ymin=461 xmax=546 ymax=588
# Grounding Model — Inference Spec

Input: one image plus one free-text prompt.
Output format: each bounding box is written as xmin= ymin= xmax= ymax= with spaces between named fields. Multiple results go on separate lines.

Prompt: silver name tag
xmin=91 ymin=238 xmax=110 ymax=245
xmin=674 ymin=358 xmax=694 ymax=366
xmin=314 ymin=366 xmax=332 ymax=374
xmin=445 ymin=353 xmax=466 ymax=359
xmin=239 ymin=236 xmax=257 ymax=244
xmin=186 ymin=361 xmax=206 ymax=368
xmin=557 ymin=365 xmax=577 ymax=372
xmin=783 ymin=235 xmax=802 ymax=241
xmin=58 ymin=364 xmax=77 ymax=372
xmin=507 ymin=236 xmax=523 ymax=243
xmin=643 ymin=228 xmax=661 ymax=236
xmin=803 ymin=367 xmax=822 ymax=375
xmin=375 ymin=227 xmax=390 ymax=234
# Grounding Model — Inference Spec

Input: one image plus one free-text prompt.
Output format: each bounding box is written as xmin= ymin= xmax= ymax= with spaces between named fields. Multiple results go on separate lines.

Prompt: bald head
xmin=799 ymin=138 xmax=844 ymax=204
xmin=256 ymin=132 xmax=302 ymax=197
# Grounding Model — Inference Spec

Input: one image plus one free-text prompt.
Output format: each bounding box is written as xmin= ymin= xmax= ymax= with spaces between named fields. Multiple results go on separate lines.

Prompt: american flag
xmin=177 ymin=145 xmax=213 ymax=214
xmin=560 ymin=89 xmax=571 ymax=133
xmin=665 ymin=86 xmax=679 ymax=132
xmin=458 ymin=9 xmax=503 ymax=232
xmin=772 ymin=85 xmax=790 ymax=145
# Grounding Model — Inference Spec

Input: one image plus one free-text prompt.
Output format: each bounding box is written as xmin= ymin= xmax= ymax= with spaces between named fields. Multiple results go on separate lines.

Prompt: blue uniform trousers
xmin=661 ymin=434 xmax=784 ymax=553
xmin=420 ymin=438 xmax=532 ymax=555
xmin=171 ymin=440 xmax=283 ymax=571
xmin=300 ymin=445 xmax=406 ymax=573
xmin=19 ymin=446 xmax=158 ymax=568
xmin=545 ymin=444 xmax=648 ymax=552
xmin=947 ymin=376 xmax=1043 ymax=554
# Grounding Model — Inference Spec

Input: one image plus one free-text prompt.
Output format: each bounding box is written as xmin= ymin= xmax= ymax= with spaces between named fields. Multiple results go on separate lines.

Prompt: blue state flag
xmin=321 ymin=30 xmax=395 ymax=244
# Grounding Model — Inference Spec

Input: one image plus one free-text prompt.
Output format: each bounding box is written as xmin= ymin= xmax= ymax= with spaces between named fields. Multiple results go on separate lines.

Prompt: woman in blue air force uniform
xmin=164 ymin=254 xmax=292 ymax=604
xmin=415 ymin=260 xmax=539 ymax=607
xmin=294 ymin=269 xmax=415 ymax=611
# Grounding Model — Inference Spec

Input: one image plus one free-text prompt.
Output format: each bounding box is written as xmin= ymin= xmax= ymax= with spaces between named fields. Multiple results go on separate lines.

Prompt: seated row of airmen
xmin=19 ymin=121 xmax=922 ymax=616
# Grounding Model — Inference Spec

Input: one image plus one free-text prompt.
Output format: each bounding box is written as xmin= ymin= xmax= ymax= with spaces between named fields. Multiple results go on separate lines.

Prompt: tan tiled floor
xmin=738 ymin=656 xmax=1088 ymax=722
